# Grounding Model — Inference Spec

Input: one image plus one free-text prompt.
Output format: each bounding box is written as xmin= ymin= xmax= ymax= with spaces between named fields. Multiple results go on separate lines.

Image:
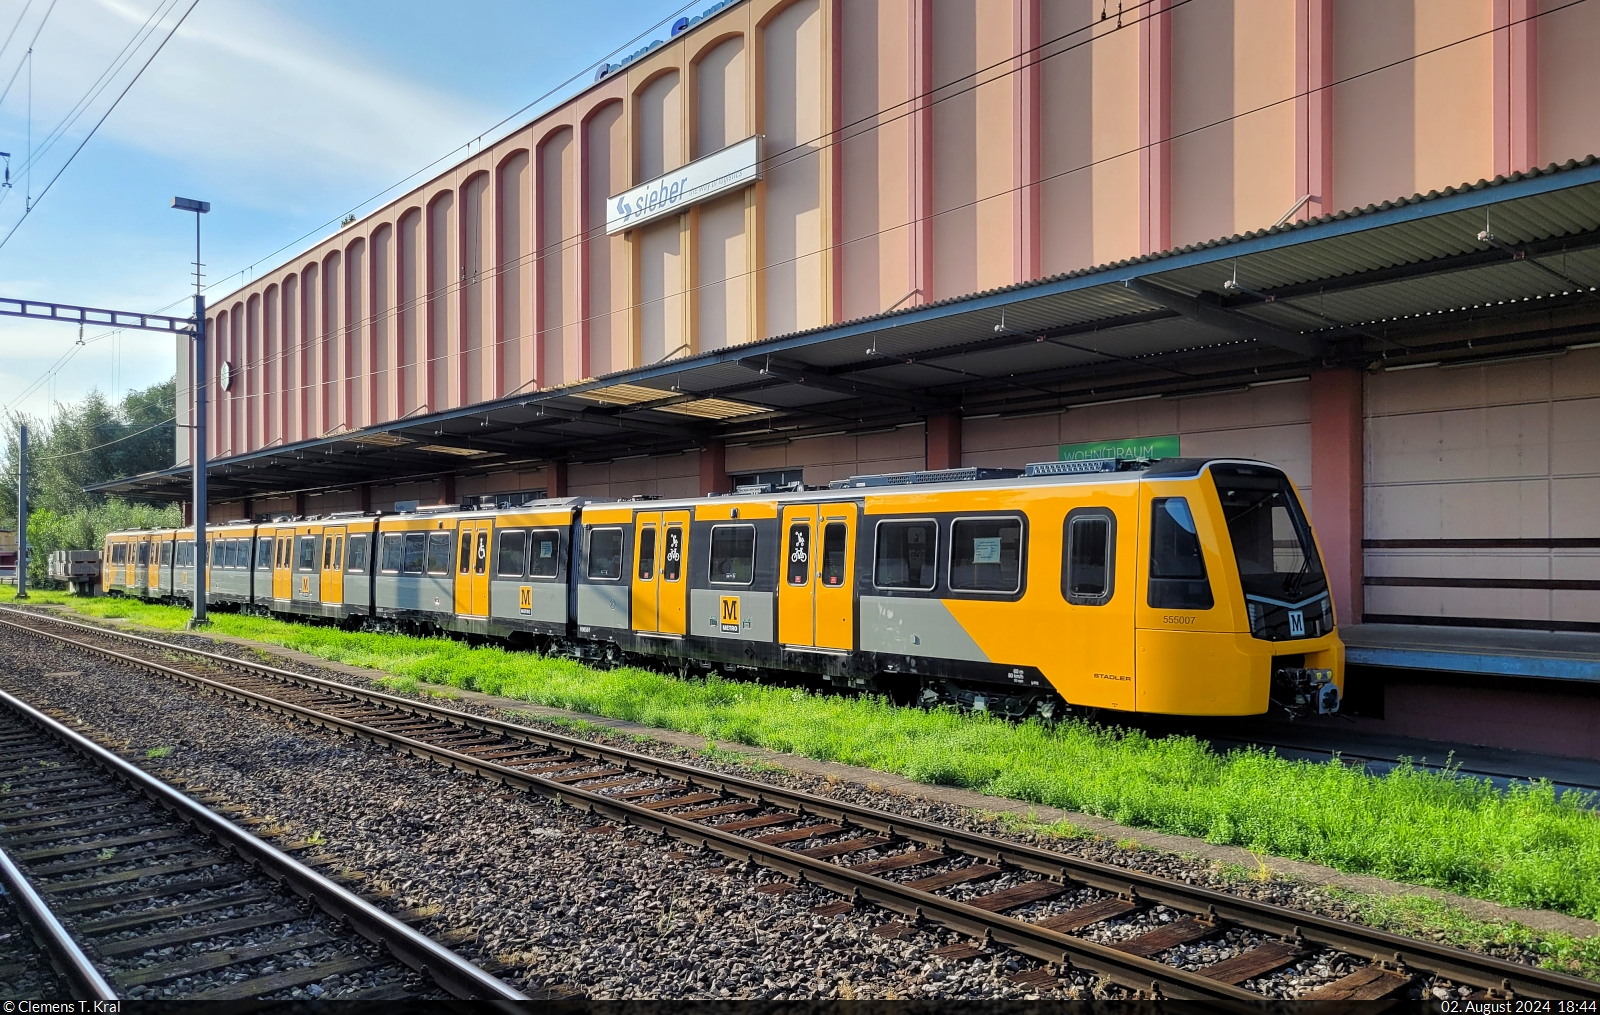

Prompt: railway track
xmin=3 ymin=606 xmax=1596 ymax=1002
xmin=0 ymin=662 xmax=527 ymax=1001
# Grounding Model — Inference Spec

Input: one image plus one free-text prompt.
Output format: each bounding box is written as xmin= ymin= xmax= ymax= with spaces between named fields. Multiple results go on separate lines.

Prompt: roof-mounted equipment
xmin=1023 ymin=457 xmax=1155 ymax=477
xmin=828 ymin=467 xmax=1023 ymax=489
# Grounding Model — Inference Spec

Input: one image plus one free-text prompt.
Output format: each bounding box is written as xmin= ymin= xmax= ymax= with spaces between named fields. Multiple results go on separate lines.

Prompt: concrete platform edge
xmin=65 ymin=609 xmax=1600 ymax=942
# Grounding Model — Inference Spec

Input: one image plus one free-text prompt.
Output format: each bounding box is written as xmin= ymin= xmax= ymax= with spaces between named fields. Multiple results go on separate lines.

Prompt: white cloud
xmin=24 ymin=0 xmax=492 ymax=198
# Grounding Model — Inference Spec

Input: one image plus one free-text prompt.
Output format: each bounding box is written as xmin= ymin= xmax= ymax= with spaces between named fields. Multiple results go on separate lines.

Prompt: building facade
xmin=163 ymin=0 xmax=1600 ymax=639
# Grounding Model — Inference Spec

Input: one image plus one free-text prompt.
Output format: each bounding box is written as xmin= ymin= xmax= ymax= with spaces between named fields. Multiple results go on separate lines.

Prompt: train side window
xmin=637 ymin=527 xmax=656 ymax=581
xmin=332 ymin=536 xmax=344 ymax=571
xmin=111 ymin=544 xmax=125 ymax=564
xmin=161 ymin=542 xmax=172 ymax=565
xmin=529 ymin=529 xmax=562 ymax=580
xmin=475 ymin=531 xmax=487 ymax=575
xmin=138 ymin=542 xmax=150 ymax=566
xmin=221 ymin=540 xmax=233 ymax=568
xmin=380 ymin=534 xmax=404 ymax=573
xmin=346 ymin=535 xmax=369 ymax=573
xmin=1148 ymin=497 xmax=1214 ymax=610
xmin=873 ymin=519 xmax=937 ymax=591
xmin=1062 ymin=509 xmax=1115 ymax=605
xmin=786 ymin=523 xmax=810 ymax=586
xmin=587 ymin=528 xmax=624 ymax=580
xmin=294 ymin=537 xmax=314 ymax=571
xmin=497 ymin=530 xmax=527 ymax=577
xmin=661 ymin=526 xmax=683 ymax=582
xmin=459 ymin=530 xmax=472 ymax=574
xmin=709 ymin=524 xmax=756 ymax=585
xmin=821 ymin=523 xmax=848 ymax=587
xmin=402 ymin=533 xmax=427 ymax=574
xmin=425 ymin=533 xmax=453 ymax=575
xmin=257 ymin=539 xmax=273 ymax=570
xmin=949 ymin=517 xmax=1023 ymax=594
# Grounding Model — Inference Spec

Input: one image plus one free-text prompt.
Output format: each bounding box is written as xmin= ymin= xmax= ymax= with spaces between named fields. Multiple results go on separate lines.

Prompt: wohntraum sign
xmin=606 ymin=135 xmax=761 ymax=235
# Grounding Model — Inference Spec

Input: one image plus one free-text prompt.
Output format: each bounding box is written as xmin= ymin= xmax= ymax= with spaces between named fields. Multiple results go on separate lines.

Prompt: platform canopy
xmin=94 ymin=157 xmax=1600 ymax=503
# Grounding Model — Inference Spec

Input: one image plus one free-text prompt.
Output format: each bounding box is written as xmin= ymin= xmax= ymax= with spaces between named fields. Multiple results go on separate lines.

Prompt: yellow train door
xmin=814 ymin=504 xmax=858 ymax=650
xmin=778 ymin=505 xmax=817 ymax=646
xmin=779 ymin=503 xmax=858 ymax=650
xmin=454 ymin=519 xmax=491 ymax=617
xmin=273 ymin=528 xmax=292 ymax=600
xmin=658 ymin=510 xmax=689 ymax=636
xmin=321 ymin=526 xmax=346 ymax=606
xmin=631 ymin=512 xmax=661 ymax=633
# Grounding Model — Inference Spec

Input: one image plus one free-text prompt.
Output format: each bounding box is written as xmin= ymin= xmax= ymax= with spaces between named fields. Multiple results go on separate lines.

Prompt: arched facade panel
xmin=462 ymin=171 xmax=492 ymax=406
xmin=496 ymin=149 xmax=531 ymax=396
xmin=371 ymin=225 xmax=393 ymax=424
xmin=538 ymin=129 xmax=578 ymax=386
xmin=427 ymin=192 xmax=454 ymax=412
xmin=585 ymin=99 xmax=630 ymax=377
xmin=345 ymin=237 xmax=367 ymax=429
xmin=695 ymin=34 xmax=747 ymax=158
xmin=761 ymin=0 xmax=825 ymax=337
xmin=636 ymin=69 xmax=685 ymax=183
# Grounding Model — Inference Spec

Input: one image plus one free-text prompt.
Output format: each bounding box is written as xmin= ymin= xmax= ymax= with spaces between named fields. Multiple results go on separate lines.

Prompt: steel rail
xmin=5 ymin=607 xmax=1598 ymax=1001
xmin=0 ymin=838 xmax=118 ymax=999
xmin=0 ymin=681 xmax=528 ymax=1002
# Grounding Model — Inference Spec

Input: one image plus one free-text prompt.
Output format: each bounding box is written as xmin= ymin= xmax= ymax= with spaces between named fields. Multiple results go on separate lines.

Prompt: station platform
xmin=1342 ymin=623 xmax=1600 ymax=683
xmin=1134 ymin=712 xmax=1600 ymax=797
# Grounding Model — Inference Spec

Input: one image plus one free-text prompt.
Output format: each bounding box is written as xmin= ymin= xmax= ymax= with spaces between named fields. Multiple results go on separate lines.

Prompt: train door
xmin=658 ymin=510 xmax=689 ymax=636
xmin=778 ymin=503 xmax=858 ymax=650
xmin=631 ymin=512 xmax=661 ymax=633
xmin=778 ymin=506 xmax=817 ymax=645
xmin=272 ymin=529 xmax=292 ymax=600
xmin=134 ymin=539 xmax=149 ymax=593
xmin=321 ymin=526 xmax=346 ymax=607
xmin=453 ymin=519 xmax=491 ymax=617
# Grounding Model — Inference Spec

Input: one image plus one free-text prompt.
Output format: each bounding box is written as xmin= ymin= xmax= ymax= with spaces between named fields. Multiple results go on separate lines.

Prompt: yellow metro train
xmin=103 ymin=457 xmax=1344 ymax=719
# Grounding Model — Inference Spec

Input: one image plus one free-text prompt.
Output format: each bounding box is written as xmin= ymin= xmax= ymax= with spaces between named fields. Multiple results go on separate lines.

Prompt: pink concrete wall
xmin=187 ymin=0 xmax=1600 ymax=473
xmin=726 ymin=422 xmax=926 ymax=486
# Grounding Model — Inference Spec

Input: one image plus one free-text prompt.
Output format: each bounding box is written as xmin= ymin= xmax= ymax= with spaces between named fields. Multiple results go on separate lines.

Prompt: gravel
xmin=3 ymin=610 xmax=1553 ymax=997
xmin=0 ymin=624 xmax=1120 ymax=1000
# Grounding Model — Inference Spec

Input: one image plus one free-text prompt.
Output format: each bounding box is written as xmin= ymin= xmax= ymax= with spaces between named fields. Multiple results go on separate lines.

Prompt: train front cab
xmin=102 ymin=532 xmax=132 ymax=594
xmin=102 ymin=530 xmax=159 ymax=597
xmin=1131 ymin=459 xmax=1343 ymax=716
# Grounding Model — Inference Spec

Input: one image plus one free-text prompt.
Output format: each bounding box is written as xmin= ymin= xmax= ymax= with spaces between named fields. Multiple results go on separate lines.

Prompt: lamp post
xmin=172 ymin=196 xmax=209 ymax=627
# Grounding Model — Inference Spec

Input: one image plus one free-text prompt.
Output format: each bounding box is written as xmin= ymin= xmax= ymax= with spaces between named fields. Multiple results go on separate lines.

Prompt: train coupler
xmin=1271 ymin=666 xmax=1340 ymax=717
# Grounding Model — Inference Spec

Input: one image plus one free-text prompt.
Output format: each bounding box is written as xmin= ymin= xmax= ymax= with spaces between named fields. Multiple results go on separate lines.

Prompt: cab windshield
xmin=1210 ymin=464 xmax=1325 ymax=602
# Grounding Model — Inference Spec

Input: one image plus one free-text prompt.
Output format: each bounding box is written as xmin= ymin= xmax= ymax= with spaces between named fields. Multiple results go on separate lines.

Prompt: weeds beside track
xmin=7 ymin=588 xmax=1600 ymax=924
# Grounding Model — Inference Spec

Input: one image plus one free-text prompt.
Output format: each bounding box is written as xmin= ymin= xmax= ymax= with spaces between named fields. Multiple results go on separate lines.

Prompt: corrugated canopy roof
xmin=96 ymin=157 xmax=1600 ymax=503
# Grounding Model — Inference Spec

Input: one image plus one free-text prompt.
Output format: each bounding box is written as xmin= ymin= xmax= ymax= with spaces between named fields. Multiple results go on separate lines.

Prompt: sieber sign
xmin=606 ymin=135 xmax=762 ymax=235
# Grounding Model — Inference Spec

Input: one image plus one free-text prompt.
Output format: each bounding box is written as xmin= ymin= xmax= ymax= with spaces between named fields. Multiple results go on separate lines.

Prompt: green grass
xmin=1327 ymin=892 xmax=1600 ymax=980
xmin=8 ymin=587 xmax=1600 ymax=924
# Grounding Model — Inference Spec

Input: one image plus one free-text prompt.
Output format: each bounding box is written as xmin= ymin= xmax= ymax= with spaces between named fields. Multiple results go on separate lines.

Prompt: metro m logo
xmin=719 ymin=595 xmax=740 ymax=632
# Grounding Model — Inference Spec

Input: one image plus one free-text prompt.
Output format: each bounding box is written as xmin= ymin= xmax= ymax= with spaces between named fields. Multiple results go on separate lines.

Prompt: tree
xmin=2 ymin=379 xmax=181 ymax=585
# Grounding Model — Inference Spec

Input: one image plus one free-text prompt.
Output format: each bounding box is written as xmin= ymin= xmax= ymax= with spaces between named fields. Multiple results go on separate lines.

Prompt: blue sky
xmin=0 ymin=0 xmax=694 ymax=420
